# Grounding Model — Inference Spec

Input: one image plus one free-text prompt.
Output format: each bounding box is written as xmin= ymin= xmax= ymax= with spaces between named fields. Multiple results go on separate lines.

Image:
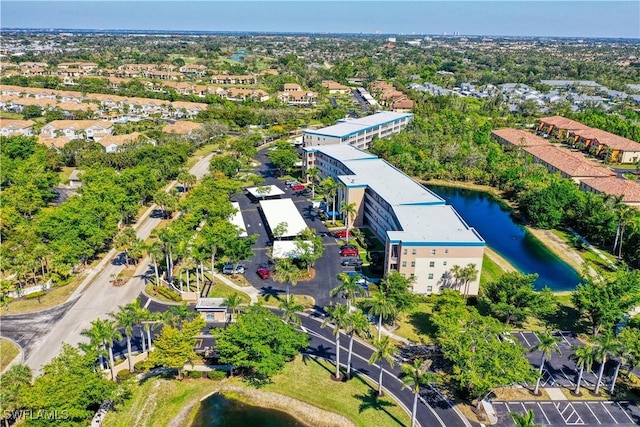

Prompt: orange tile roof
xmin=98 ymin=132 xmax=142 ymax=148
xmin=537 ymin=116 xmax=589 ymax=131
xmin=492 ymin=128 xmax=550 ymax=146
xmin=523 ymin=145 xmax=615 ymax=178
xmin=38 ymin=136 xmax=71 ymax=149
xmin=0 ymin=119 xmax=36 ymax=129
xmin=581 ymin=177 xmax=640 ymax=203
xmin=162 ymin=121 xmax=202 ymax=134
xmin=572 ymin=128 xmax=640 ymax=152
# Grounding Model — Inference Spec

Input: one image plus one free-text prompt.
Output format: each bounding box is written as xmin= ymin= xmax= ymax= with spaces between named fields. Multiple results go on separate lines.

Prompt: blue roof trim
xmin=399 ymin=201 xmax=446 ymax=206
xmin=345 ymin=184 xmax=368 ymax=189
xmin=399 ymin=242 xmax=486 ymax=247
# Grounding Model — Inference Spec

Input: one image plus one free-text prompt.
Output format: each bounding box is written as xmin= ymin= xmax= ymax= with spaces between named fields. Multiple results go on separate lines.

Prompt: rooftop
xmin=246 ymin=185 xmax=285 ymax=198
xmin=580 ymin=178 xmax=640 ymax=203
xmin=230 ymin=202 xmax=248 ymax=238
xmin=259 ymin=198 xmax=308 ymax=238
xmin=303 ymin=111 xmax=413 ymax=139
xmin=492 ymin=128 xmax=550 ymax=146
xmin=523 ymin=145 xmax=615 ymax=178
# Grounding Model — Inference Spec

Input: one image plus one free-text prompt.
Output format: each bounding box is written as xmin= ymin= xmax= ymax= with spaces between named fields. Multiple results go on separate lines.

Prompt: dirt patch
xmin=484 ymin=247 xmax=517 ymax=273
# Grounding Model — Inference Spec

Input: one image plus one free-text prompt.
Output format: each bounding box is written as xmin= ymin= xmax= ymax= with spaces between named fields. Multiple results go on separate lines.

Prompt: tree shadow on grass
xmin=259 ymin=286 xmax=284 ymax=303
xmin=539 ymin=301 xmax=586 ymax=334
xmin=354 ymin=390 xmax=405 ymax=426
xmin=408 ymin=312 xmax=438 ymax=341
xmin=302 ymin=351 xmax=338 ymax=377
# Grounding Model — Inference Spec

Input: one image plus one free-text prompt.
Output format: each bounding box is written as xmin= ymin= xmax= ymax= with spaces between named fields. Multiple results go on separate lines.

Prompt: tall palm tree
xmin=163 ymin=302 xmax=193 ymax=329
xmin=112 ymin=304 xmax=140 ymax=373
xmin=273 ymin=257 xmax=302 ymax=302
xmin=344 ymin=309 xmax=371 ymax=380
xmin=223 ymin=293 xmax=243 ymax=325
xmin=82 ymin=318 xmax=122 ymax=381
xmin=610 ymin=337 xmax=633 ymax=395
xmin=306 ymin=166 xmax=320 ymax=199
xmin=612 ymin=203 xmax=635 ymax=259
xmin=594 ymin=332 xmax=618 ymax=395
xmin=340 ymin=201 xmax=357 ymax=243
xmin=362 ymin=290 xmax=396 ymax=340
xmin=570 ymin=344 xmax=595 ymax=395
xmin=510 ymin=409 xmax=540 ymax=427
xmin=127 ymin=299 xmax=151 ymax=354
xmin=401 ymin=359 xmax=439 ymax=427
xmin=331 ymin=272 xmax=362 ymax=307
xmin=279 ymin=298 xmax=304 ymax=326
xmin=369 ymin=336 xmax=398 ymax=396
xmin=530 ymin=330 xmax=561 ymax=395
xmin=461 ymin=263 xmax=479 ymax=298
xmin=320 ymin=177 xmax=338 ymax=224
xmin=450 ymin=264 xmax=463 ymax=291
xmin=80 ymin=320 xmax=109 ymax=372
xmin=322 ymin=303 xmax=349 ymax=380
xmin=147 ymin=240 xmax=164 ymax=286
xmin=114 ymin=226 xmax=137 ymax=268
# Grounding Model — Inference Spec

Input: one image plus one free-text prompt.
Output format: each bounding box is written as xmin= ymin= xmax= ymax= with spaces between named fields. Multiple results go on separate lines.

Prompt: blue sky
xmin=2 ymin=1 xmax=639 ymax=38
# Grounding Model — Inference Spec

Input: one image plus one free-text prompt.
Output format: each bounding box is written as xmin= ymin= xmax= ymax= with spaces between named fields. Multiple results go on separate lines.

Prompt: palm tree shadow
xmin=302 ymin=348 xmax=335 ymax=377
xmin=354 ymin=390 xmax=405 ymax=426
xmin=260 ymin=286 xmax=284 ymax=302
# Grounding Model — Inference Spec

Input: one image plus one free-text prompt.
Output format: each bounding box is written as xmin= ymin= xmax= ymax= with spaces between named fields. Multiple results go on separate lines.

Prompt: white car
xmin=223 ymin=263 xmax=245 ymax=275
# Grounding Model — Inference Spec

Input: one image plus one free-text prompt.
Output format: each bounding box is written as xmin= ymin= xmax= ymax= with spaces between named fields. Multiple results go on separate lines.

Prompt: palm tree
xmin=163 ymin=302 xmax=193 ymax=329
xmin=594 ymin=332 xmax=618 ymax=395
xmin=530 ymin=330 xmax=561 ymax=395
xmin=223 ymin=293 xmax=243 ymax=325
xmin=114 ymin=226 xmax=137 ymax=268
xmin=82 ymin=318 xmax=122 ymax=381
xmin=306 ymin=166 xmax=320 ymax=199
xmin=127 ymin=299 xmax=151 ymax=354
xmin=401 ymin=359 xmax=439 ymax=427
xmin=369 ymin=336 xmax=398 ymax=396
xmin=81 ymin=320 xmax=109 ymax=372
xmin=279 ymin=298 xmax=304 ymax=326
xmin=344 ymin=309 xmax=371 ymax=380
xmin=570 ymin=344 xmax=595 ymax=396
xmin=362 ymin=290 xmax=396 ymax=340
xmin=461 ymin=263 xmax=479 ymax=298
xmin=510 ymin=409 xmax=540 ymax=427
xmin=320 ymin=177 xmax=338 ymax=224
xmin=614 ymin=205 xmax=636 ymax=259
xmin=331 ymin=272 xmax=362 ymax=307
xmin=450 ymin=264 xmax=463 ymax=291
xmin=322 ymin=303 xmax=349 ymax=380
xmin=147 ymin=240 xmax=164 ymax=286
xmin=610 ymin=339 xmax=632 ymax=395
xmin=340 ymin=201 xmax=357 ymax=243
xmin=112 ymin=304 xmax=140 ymax=373
xmin=273 ymin=257 xmax=302 ymax=302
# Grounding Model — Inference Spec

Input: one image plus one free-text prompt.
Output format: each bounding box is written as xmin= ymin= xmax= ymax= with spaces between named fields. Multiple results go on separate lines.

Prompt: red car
xmin=292 ymin=184 xmax=305 ymax=191
xmin=335 ymin=229 xmax=353 ymax=238
xmin=340 ymin=247 xmax=359 ymax=257
xmin=256 ymin=268 xmax=270 ymax=279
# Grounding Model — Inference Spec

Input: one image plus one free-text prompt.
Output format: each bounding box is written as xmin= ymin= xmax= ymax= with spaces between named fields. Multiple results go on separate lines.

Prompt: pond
xmin=191 ymin=393 xmax=307 ymax=427
xmin=429 ymin=185 xmax=582 ymax=291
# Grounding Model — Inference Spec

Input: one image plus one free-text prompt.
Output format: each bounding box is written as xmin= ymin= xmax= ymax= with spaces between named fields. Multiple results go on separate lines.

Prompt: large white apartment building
xmin=302 ymin=111 xmax=413 ymax=150
xmin=303 ymin=144 xmax=485 ymax=295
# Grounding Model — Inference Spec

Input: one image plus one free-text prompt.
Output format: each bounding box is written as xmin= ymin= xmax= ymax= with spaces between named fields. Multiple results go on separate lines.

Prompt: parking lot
xmin=493 ymin=400 xmax=640 ymax=426
xmin=513 ymin=331 xmax=613 ymax=391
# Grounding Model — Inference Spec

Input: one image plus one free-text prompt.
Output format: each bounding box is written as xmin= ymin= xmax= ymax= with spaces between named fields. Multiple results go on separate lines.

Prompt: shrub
xmin=187 ymin=370 xmax=202 ymax=379
xmin=155 ymin=286 xmax=181 ymax=302
xmin=24 ymin=290 xmax=47 ymax=300
xmin=116 ymin=369 xmax=135 ymax=382
xmin=207 ymin=370 xmax=227 ymax=380
xmin=134 ymin=360 xmax=153 ymax=373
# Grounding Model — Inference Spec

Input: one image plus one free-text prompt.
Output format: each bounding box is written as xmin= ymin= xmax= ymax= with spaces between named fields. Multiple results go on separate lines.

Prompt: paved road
xmin=0 ymin=154 xmax=214 ymax=375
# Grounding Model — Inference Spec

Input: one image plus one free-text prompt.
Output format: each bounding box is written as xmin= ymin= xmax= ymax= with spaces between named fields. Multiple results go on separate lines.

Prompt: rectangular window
xmin=443 ymin=261 xmax=447 ymax=266
xmin=410 ymin=273 xmax=415 ymax=278
xmin=444 ymin=249 xmax=449 ymax=254
xmin=428 ymin=273 xmax=434 ymax=280
xmin=431 ymin=249 xmax=436 ymax=255
xmin=411 ymin=261 xmax=415 ymax=267
xmin=390 ymin=264 xmax=398 ymax=270
xmin=402 ymin=261 xmax=407 ymax=267
xmin=403 ymin=249 xmax=407 ymax=255
xmin=412 ymin=249 xmax=417 ymax=255
xmin=205 ymin=313 xmax=216 ymax=322
xmin=427 ymin=286 xmax=433 ymax=293
xmin=429 ymin=261 xmax=435 ymax=268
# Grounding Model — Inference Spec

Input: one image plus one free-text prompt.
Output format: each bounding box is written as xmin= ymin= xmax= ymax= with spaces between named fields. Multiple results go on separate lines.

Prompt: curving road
xmin=0 ymin=154 xmax=214 ymax=375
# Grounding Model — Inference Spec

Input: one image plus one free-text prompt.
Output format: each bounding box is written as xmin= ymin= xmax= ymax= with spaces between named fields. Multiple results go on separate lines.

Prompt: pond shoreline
xmin=421 ymin=179 xmax=585 ymax=281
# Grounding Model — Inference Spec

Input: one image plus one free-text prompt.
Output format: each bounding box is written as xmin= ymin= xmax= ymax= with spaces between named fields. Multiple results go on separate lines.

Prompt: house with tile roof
xmin=321 ymin=80 xmax=351 ymax=94
xmin=522 ymin=144 xmax=615 ymax=183
xmin=492 ymin=128 xmax=550 ymax=147
xmin=277 ymin=90 xmax=317 ymax=106
xmin=162 ymin=121 xmax=203 ymax=135
xmin=580 ymin=177 xmax=640 ymax=208
xmin=98 ymin=132 xmax=147 ymax=153
xmin=0 ymin=119 xmax=36 ymax=137
xmin=40 ymin=120 xmax=113 ymax=141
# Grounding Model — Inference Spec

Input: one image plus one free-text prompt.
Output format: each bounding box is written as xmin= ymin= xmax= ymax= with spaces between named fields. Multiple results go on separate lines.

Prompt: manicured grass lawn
xmin=4 ymin=277 xmax=80 ymax=314
xmin=207 ymin=282 xmax=251 ymax=304
xmin=58 ymin=166 xmax=75 ymax=183
xmin=480 ymin=254 xmax=503 ymax=285
xmin=258 ymin=293 xmax=315 ymax=309
xmin=103 ymin=377 xmax=217 ymax=427
xmin=521 ymin=293 xmax=585 ymax=333
xmin=0 ymin=339 xmax=20 ymax=370
xmin=264 ymin=356 xmax=410 ymax=427
xmin=0 ymin=111 xmax=24 ymax=119
xmin=392 ymin=301 xmax=436 ymax=344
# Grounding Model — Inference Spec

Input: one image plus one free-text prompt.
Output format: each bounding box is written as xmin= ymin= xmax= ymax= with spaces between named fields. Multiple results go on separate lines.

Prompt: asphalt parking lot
xmin=513 ymin=331 xmax=613 ymax=391
xmin=493 ymin=400 xmax=640 ymax=426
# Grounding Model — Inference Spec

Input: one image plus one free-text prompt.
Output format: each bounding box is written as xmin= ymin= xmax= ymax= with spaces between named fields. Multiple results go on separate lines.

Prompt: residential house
xmin=321 ymin=80 xmax=351 ymax=94
xmin=579 ymin=178 xmax=640 ymax=209
xmin=282 ymin=83 xmax=302 ymax=92
xmin=0 ymin=119 xmax=36 ymax=137
xmin=277 ymin=90 xmax=317 ymax=106
xmin=491 ymin=128 xmax=550 ymax=147
xmin=210 ymin=75 xmax=256 ymax=85
xmin=97 ymin=132 xmax=145 ymax=153
xmin=226 ymin=88 xmax=270 ymax=102
xmin=522 ymin=144 xmax=615 ymax=183
xmin=179 ymin=64 xmax=208 ymax=77
xmin=40 ymin=120 xmax=113 ymax=141
xmin=162 ymin=121 xmax=203 ymax=135
xmin=169 ymin=101 xmax=208 ymax=119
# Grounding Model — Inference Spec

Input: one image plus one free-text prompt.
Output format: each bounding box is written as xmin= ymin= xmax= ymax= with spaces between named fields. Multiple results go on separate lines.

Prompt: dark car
xmin=341 ymin=258 xmax=363 ymax=267
xmin=340 ymin=247 xmax=359 ymax=257
xmin=256 ymin=268 xmax=270 ymax=280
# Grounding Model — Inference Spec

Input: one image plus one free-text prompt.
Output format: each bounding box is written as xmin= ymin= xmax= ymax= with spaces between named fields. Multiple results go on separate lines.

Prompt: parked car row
xmin=223 ymin=263 xmax=245 ymax=275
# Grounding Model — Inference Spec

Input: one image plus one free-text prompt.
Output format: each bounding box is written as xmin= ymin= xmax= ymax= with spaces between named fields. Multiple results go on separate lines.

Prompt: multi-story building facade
xmin=303 ymin=144 xmax=485 ymax=295
xmin=302 ymin=111 xmax=413 ymax=150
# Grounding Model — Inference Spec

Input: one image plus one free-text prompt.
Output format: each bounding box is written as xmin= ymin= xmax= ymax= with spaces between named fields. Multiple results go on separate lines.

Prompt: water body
xmin=429 ymin=185 xmax=582 ymax=291
xmin=191 ymin=393 xmax=306 ymax=427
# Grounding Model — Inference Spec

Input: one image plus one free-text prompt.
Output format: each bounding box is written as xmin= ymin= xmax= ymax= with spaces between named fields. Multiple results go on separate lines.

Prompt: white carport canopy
xmin=229 ymin=202 xmax=248 ymax=237
xmin=246 ymin=185 xmax=285 ymax=198
xmin=272 ymin=240 xmax=313 ymax=259
xmin=259 ymin=198 xmax=308 ymax=238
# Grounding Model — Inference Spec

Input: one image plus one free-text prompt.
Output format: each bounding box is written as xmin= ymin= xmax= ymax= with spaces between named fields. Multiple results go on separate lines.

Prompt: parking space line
xmin=537 ymin=402 xmax=551 ymax=425
xmin=519 ymin=332 xmax=531 ymax=347
xmin=560 ymin=368 xmax=576 ymax=386
xmin=554 ymin=402 xmax=584 ymax=425
xmin=558 ymin=331 xmax=572 ymax=346
xmin=582 ymin=402 xmax=601 ymax=424
xmin=600 ymin=402 xmax=618 ymax=424
xmin=614 ymin=401 xmax=636 ymax=423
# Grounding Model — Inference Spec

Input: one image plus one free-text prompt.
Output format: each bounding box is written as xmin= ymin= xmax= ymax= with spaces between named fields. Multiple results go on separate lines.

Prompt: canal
xmin=429 ymin=185 xmax=582 ymax=291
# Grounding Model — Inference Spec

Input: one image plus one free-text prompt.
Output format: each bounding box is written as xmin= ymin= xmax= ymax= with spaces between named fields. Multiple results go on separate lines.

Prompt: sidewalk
xmin=211 ymin=273 xmax=260 ymax=304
